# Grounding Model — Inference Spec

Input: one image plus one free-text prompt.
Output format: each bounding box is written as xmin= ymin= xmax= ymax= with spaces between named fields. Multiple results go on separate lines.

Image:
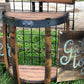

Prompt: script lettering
xmin=0 ymin=43 xmax=11 ymax=57
xmin=60 ymin=38 xmax=84 ymax=75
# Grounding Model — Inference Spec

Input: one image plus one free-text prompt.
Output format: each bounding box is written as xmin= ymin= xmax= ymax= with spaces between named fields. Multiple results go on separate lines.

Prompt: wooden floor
xmin=9 ymin=65 xmax=57 ymax=83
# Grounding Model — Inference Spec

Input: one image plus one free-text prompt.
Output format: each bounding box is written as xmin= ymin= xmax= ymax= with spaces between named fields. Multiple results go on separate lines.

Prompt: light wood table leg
xmin=3 ymin=22 xmax=9 ymax=71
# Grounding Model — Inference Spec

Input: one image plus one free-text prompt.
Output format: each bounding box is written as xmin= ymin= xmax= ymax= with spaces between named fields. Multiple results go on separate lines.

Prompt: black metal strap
xmin=3 ymin=12 xmax=69 ymax=28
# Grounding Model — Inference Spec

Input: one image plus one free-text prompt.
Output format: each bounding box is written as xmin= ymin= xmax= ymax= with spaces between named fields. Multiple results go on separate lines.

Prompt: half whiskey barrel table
xmin=2 ymin=12 xmax=69 ymax=84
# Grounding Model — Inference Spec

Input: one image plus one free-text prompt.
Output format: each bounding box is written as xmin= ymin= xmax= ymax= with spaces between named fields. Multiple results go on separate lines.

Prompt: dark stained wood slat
xmin=9 ymin=65 xmax=57 ymax=83
xmin=5 ymin=12 xmax=67 ymax=20
xmin=10 ymin=25 xmax=21 ymax=84
xmin=32 ymin=0 xmax=74 ymax=4
xmin=57 ymin=31 xmax=84 ymax=82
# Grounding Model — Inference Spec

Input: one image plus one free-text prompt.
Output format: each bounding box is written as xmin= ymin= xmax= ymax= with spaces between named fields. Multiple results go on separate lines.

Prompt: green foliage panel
xmin=16 ymin=29 xmax=58 ymax=66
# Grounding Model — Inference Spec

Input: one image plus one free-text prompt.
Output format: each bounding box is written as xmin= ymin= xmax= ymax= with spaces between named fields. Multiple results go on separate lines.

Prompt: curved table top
xmin=3 ymin=12 xmax=69 ymax=28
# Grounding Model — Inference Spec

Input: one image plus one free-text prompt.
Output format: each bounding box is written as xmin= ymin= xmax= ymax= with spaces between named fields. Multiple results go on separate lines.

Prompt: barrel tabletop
xmin=5 ymin=12 xmax=67 ymax=20
xmin=3 ymin=12 xmax=69 ymax=28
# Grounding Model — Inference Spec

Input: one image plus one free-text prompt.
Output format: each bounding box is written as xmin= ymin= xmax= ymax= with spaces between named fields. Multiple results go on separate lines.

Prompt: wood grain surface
xmin=45 ymin=27 xmax=51 ymax=84
xmin=57 ymin=31 xmax=84 ymax=82
xmin=10 ymin=25 xmax=21 ymax=84
xmin=32 ymin=0 xmax=74 ymax=4
xmin=5 ymin=12 xmax=67 ymax=20
xmin=9 ymin=65 xmax=57 ymax=83
xmin=2 ymin=23 xmax=9 ymax=71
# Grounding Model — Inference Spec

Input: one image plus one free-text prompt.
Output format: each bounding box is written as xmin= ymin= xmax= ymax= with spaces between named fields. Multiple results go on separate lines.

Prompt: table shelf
xmin=9 ymin=65 xmax=57 ymax=83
